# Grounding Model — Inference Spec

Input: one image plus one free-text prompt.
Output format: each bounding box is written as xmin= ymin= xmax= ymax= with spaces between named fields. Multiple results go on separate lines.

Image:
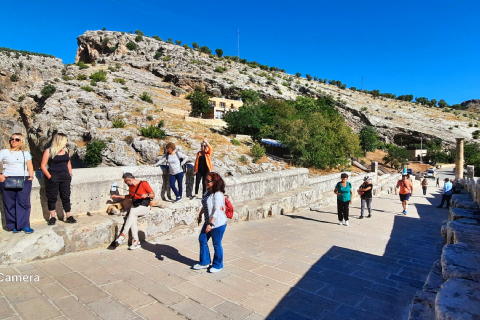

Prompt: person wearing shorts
xmin=396 ymin=173 xmax=413 ymax=215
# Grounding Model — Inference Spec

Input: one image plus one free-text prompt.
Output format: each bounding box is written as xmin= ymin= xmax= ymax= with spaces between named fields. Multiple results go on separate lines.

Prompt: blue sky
xmin=1 ymin=0 xmax=479 ymax=105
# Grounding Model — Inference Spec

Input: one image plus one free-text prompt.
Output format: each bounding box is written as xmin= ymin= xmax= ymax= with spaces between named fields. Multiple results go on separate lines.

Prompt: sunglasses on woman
xmin=9 ymin=138 xmax=21 ymax=142
xmin=206 ymin=179 xmax=213 ymax=183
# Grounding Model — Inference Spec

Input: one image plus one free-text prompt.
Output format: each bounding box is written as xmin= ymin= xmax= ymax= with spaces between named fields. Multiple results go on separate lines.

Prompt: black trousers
xmin=440 ymin=194 xmax=452 ymax=208
xmin=195 ymin=170 xmax=209 ymax=196
xmin=45 ymin=171 xmax=71 ymax=212
xmin=337 ymin=199 xmax=350 ymax=221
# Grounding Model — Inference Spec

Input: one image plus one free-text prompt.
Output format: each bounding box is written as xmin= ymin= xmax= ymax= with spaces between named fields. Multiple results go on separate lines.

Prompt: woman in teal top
xmin=334 ymin=173 xmax=354 ymax=226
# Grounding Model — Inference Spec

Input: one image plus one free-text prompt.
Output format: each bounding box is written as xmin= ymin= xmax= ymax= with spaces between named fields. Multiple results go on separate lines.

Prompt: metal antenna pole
xmin=420 ymin=137 xmax=423 ymax=163
xmin=236 ymin=28 xmax=240 ymax=58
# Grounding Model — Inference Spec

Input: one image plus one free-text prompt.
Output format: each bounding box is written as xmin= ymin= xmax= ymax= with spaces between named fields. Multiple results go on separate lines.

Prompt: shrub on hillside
xmin=81 ymin=86 xmax=94 ymax=92
xmin=139 ymin=124 xmax=166 ymax=139
xmin=175 ymin=40 xmax=182 ymax=45
xmin=10 ymin=74 xmax=19 ymax=82
xmin=162 ymin=56 xmax=171 ymax=61
xmin=76 ymin=61 xmax=89 ymax=69
xmin=77 ymin=74 xmax=87 ymax=80
xmin=135 ymin=29 xmax=144 ymax=36
xmin=135 ymin=35 xmax=143 ymax=43
xmin=114 ymin=78 xmax=126 ymax=85
xmin=214 ymin=66 xmax=227 ymax=73
xmin=41 ymin=84 xmax=56 ymax=98
xmin=152 ymin=35 xmax=162 ymax=41
xmin=239 ymin=155 xmax=248 ymax=164
xmin=89 ymin=69 xmax=107 ymax=82
xmin=84 ymin=140 xmax=106 ymax=167
xmin=183 ymin=44 xmax=190 ymax=49
xmin=215 ymin=48 xmax=223 ymax=57
xmin=199 ymin=46 xmax=212 ymax=54
xmin=139 ymin=92 xmax=153 ymax=103
xmin=126 ymin=41 xmax=138 ymax=50
xmin=251 ymin=143 xmax=266 ymax=158
xmin=230 ymin=139 xmax=241 ymax=146
xmin=112 ymin=118 xmax=126 ymax=128
xmin=109 ymin=46 xmax=116 ymax=53
xmin=167 ymin=38 xmax=174 ymax=44
xmin=154 ymin=51 xmax=163 ymax=59
xmin=18 ymin=95 xmax=25 ymax=102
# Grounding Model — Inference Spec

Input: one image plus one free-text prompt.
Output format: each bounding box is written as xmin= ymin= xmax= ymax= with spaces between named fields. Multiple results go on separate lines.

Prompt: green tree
xmin=188 ymin=90 xmax=211 ymax=116
xmin=192 ymin=42 xmax=199 ymax=49
xmin=306 ymin=74 xmax=312 ymax=81
xmin=359 ymin=126 xmax=378 ymax=155
xmin=199 ymin=46 xmax=211 ymax=54
xmin=135 ymin=35 xmax=143 ymax=42
xmin=240 ymin=90 xmax=261 ymax=105
xmin=295 ymin=72 xmax=301 ymax=78
xmin=383 ymin=145 xmax=409 ymax=168
xmin=126 ymin=42 xmax=138 ymax=50
xmin=135 ymin=29 xmax=144 ymax=36
xmin=438 ymin=99 xmax=448 ymax=108
xmin=215 ymin=48 xmax=223 ymax=57
xmin=167 ymin=38 xmax=174 ymax=44
xmin=175 ymin=40 xmax=182 ymax=45
xmin=152 ymin=35 xmax=162 ymax=41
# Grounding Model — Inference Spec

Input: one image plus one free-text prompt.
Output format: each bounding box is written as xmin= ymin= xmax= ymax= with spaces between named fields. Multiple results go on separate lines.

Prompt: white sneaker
xmin=210 ymin=267 xmax=222 ymax=273
xmin=129 ymin=240 xmax=141 ymax=250
xmin=344 ymin=221 xmax=350 ymax=226
xmin=116 ymin=233 xmax=126 ymax=245
xmin=193 ymin=264 xmax=209 ymax=270
xmin=338 ymin=220 xmax=343 ymax=225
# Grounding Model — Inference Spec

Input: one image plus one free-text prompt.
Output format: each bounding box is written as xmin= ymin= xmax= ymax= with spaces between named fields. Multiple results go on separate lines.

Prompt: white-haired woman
xmin=0 ymin=133 xmax=35 ymax=233
xmin=358 ymin=176 xmax=373 ymax=219
xmin=41 ymin=133 xmax=76 ymax=225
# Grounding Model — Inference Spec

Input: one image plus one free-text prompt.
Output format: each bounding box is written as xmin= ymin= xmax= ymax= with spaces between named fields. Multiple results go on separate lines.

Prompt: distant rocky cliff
xmin=0 ymin=30 xmax=478 ymax=173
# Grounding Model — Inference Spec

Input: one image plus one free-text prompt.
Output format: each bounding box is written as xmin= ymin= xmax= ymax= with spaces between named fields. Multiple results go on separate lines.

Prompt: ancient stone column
xmin=455 ymin=138 xmax=465 ymax=180
xmin=371 ymin=161 xmax=378 ymax=173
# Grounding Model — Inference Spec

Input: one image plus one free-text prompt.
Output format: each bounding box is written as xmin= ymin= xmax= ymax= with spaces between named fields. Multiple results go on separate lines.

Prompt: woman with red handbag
xmin=358 ymin=176 xmax=373 ymax=219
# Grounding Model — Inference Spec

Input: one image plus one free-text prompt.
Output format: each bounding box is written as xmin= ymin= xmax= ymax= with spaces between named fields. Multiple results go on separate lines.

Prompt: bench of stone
xmin=435 ymin=279 xmax=480 ymax=320
xmin=445 ymin=220 xmax=480 ymax=250
xmin=448 ymin=207 xmax=480 ymax=221
xmin=441 ymin=242 xmax=480 ymax=282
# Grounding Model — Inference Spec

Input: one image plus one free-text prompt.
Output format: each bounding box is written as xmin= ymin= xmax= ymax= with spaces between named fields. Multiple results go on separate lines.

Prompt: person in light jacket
xmin=0 ymin=133 xmax=35 ymax=233
xmin=152 ymin=142 xmax=188 ymax=203
xmin=194 ymin=172 xmax=227 ymax=273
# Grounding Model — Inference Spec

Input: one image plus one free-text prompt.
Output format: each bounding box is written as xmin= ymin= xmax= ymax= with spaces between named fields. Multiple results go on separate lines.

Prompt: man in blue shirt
xmin=437 ymin=178 xmax=453 ymax=209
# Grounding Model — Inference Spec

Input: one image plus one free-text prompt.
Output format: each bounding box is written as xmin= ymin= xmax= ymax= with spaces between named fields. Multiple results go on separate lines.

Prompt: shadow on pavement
xmin=141 ymin=241 xmax=197 ymax=266
xmin=282 ymin=214 xmax=339 ymax=225
xmin=267 ymin=197 xmax=449 ymax=319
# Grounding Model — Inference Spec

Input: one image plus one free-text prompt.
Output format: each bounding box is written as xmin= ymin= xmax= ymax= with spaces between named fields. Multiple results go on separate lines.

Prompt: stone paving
xmin=0 ymin=181 xmax=449 ymax=320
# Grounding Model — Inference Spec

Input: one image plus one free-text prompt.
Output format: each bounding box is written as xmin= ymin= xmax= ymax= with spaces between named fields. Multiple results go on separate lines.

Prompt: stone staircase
xmin=409 ymin=189 xmax=480 ymax=319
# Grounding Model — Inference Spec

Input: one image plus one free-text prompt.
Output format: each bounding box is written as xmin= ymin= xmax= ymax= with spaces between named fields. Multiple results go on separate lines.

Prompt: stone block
xmin=422 ymin=260 xmax=443 ymax=293
xmin=435 ymin=279 xmax=480 ymax=320
xmin=441 ymin=221 xmax=448 ymax=243
xmin=441 ymin=243 xmax=480 ymax=282
xmin=448 ymin=207 xmax=480 ymax=222
xmin=446 ymin=220 xmax=480 ymax=250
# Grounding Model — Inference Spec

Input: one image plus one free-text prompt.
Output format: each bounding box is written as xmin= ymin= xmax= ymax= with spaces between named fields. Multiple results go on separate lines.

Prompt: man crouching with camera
xmin=112 ymin=172 xmax=155 ymax=250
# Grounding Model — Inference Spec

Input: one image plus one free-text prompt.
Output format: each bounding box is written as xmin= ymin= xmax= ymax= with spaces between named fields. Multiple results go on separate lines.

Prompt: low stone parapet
xmin=409 ymin=186 xmax=480 ymax=320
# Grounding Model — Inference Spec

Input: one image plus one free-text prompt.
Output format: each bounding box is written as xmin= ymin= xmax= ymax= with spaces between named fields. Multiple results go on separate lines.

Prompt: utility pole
xmin=420 ymin=136 xmax=423 ymax=163
xmin=236 ymin=28 xmax=240 ymax=58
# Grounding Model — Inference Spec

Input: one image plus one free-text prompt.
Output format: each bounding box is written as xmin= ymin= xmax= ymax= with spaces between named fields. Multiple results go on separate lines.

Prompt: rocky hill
xmin=0 ymin=30 xmax=478 ymax=174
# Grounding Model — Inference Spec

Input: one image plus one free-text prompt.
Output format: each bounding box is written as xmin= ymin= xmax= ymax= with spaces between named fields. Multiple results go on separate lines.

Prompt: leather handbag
xmin=4 ymin=151 xmax=25 ymax=190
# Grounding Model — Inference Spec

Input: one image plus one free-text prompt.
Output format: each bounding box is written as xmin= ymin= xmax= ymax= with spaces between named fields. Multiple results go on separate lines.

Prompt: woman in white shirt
xmin=194 ymin=172 xmax=227 ymax=273
xmin=0 ymin=133 xmax=35 ymax=233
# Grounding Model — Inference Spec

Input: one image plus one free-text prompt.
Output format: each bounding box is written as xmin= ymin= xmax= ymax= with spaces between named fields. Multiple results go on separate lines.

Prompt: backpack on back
xmin=224 ymin=195 xmax=234 ymax=219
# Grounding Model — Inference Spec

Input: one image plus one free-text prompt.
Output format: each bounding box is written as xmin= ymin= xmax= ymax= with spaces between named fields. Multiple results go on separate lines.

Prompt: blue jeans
xmin=199 ymin=223 xmax=227 ymax=269
xmin=169 ymin=172 xmax=184 ymax=198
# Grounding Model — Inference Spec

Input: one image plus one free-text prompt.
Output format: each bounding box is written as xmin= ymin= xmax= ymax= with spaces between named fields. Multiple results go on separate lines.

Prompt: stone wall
xmin=0 ymin=167 xmax=401 ymax=265
xmin=409 ymin=183 xmax=480 ymax=319
xmin=0 ymin=166 xmax=309 ymax=226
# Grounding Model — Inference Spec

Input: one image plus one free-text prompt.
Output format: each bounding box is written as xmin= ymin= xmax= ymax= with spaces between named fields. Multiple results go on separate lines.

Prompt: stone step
xmin=408 ymin=261 xmax=442 ymax=320
xmin=448 ymin=207 xmax=480 ymax=221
